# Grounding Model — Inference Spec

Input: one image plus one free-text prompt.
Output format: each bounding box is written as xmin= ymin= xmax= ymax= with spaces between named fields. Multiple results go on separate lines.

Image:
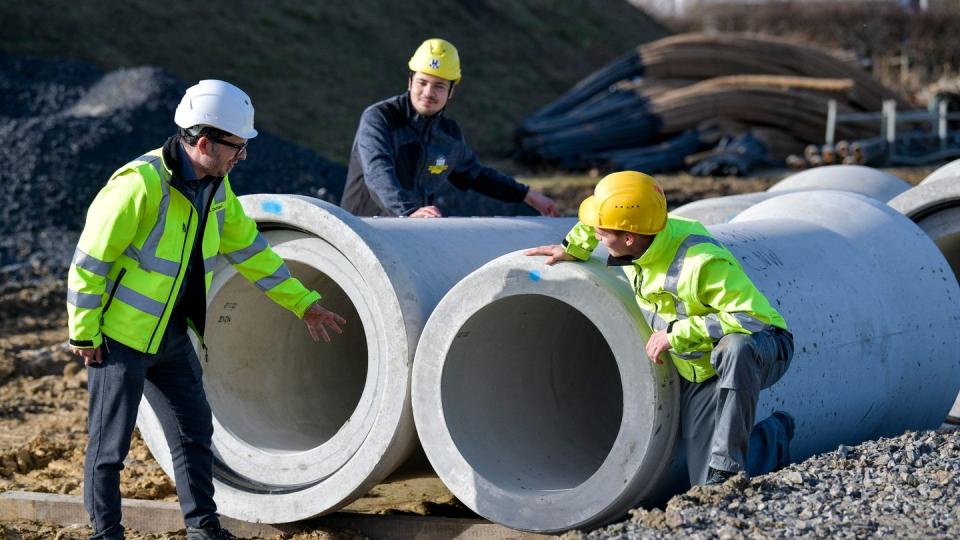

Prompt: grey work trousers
xmin=678 ymin=327 xmax=794 ymax=485
xmin=84 ymin=321 xmax=218 ymax=540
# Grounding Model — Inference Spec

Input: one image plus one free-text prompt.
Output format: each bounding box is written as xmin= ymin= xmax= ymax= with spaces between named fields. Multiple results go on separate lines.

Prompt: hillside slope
xmin=0 ymin=0 xmax=667 ymax=163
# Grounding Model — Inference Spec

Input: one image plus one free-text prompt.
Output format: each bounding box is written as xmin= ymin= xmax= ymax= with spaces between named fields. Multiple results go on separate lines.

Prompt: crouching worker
xmin=67 ymin=80 xmax=347 ymax=540
xmin=525 ymin=171 xmax=794 ymax=486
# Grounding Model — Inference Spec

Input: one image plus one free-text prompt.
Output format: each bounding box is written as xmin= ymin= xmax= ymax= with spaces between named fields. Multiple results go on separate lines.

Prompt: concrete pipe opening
xmin=441 ymin=294 xmax=622 ymax=493
xmin=889 ymin=177 xmax=960 ymax=282
xmin=414 ymin=258 xmax=680 ymax=533
xmin=199 ymin=227 xmax=381 ymax=490
xmin=205 ymin=251 xmax=367 ymax=454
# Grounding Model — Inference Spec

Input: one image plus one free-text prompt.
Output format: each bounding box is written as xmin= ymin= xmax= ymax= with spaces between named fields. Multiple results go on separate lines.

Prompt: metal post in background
xmin=883 ymin=100 xmax=897 ymax=160
xmin=825 ymin=99 xmax=837 ymax=146
xmin=939 ymin=99 xmax=948 ymax=151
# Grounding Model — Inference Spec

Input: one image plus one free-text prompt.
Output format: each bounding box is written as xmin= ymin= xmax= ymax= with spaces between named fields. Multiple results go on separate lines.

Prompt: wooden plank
xmin=0 ymin=491 xmax=558 ymax=540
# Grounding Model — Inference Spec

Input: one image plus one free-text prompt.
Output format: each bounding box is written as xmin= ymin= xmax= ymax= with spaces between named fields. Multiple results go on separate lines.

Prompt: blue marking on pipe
xmin=262 ymin=201 xmax=283 ymax=215
xmin=529 ymin=269 xmax=541 ymax=282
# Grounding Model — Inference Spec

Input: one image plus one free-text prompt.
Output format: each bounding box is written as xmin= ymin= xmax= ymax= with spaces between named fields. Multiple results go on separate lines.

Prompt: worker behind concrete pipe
xmin=339 ymin=38 xmax=559 ymax=218
xmin=66 ymin=80 xmax=347 ymax=540
xmin=525 ymin=171 xmax=795 ymax=486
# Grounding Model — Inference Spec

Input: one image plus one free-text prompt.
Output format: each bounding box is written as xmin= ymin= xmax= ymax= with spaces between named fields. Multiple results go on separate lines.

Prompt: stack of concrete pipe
xmin=676 ymin=161 xmax=960 ymax=424
xmin=413 ymin=191 xmax=960 ymax=532
xmin=136 ymin=165 xmax=959 ymax=532
xmin=672 ymin=164 xmax=910 ymax=225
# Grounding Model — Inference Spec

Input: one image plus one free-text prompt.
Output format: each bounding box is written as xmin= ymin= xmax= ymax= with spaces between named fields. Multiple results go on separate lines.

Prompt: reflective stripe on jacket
xmin=563 ymin=216 xmax=787 ymax=383
xmin=67 ymin=145 xmax=320 ymax=354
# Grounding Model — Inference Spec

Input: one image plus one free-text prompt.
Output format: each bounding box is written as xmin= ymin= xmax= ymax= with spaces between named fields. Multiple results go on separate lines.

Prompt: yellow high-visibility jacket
xmin=67 ymin=146 xmax=320 ymax=354
xmin=563 ymin=216 xmax=787 ymax=383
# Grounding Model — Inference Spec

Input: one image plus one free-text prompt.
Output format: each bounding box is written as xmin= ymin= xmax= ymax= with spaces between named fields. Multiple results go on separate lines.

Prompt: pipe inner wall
xmin=442 ymin=295 xmax=622 ymax=492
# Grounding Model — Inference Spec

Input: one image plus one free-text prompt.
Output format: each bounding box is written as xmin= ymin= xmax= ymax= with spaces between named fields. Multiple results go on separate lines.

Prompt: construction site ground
xmin=0 ymin=167 xmax=938 ymax=539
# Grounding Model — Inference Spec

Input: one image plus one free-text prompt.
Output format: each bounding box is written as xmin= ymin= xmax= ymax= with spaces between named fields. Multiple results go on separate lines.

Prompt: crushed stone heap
xmin=569 ymin=428 xmax=960 ymax=539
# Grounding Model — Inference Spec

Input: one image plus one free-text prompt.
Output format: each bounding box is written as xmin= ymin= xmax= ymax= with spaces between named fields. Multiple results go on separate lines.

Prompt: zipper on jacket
xmin=101 ymin=268 xmax=127 ymax=320
xmin=145 ymin=177 xmax=222 ymax=351
xmin=414 ymin=117 xmax=435 ymax=206
xmin=145 ymin=208 xmax=194 ymax=351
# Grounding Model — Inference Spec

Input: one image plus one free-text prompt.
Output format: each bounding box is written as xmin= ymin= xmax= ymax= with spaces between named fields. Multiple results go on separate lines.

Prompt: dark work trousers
xmin=678 ymin=327 xmax=794 ymax=485
xmin=84 ymin=320 xmax=217 ymax=540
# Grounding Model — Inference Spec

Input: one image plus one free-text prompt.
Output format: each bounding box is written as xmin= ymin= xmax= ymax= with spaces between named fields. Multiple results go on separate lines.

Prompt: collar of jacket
xmin=606 ymin=254 xmax=636 ymax=267
xmin=636 ymin=218 xmax=675 ymax=268
xmin=602 ymin=219 xmax=676 ymax=268
xmin=400 ymin=91 xmax=445 ymax=131
xmin=162 ymin=135 xmax=222 ymax=190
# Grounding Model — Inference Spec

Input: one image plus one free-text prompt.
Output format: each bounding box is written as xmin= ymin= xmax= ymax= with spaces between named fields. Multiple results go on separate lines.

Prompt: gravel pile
xmin=567 ymin=427 xmax=960 ymax=539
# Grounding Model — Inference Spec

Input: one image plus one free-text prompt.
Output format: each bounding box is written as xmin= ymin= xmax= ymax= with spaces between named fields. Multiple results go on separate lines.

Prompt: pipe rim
xmin=413 ymin=253 xmax=679 ymax=532
xmin=139 ymin=195 xmax=418 ymax=522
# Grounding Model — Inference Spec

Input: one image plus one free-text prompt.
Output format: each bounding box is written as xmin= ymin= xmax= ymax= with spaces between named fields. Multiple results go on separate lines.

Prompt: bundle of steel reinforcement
xmin=516 ymin=33 xmax=906 ymax=174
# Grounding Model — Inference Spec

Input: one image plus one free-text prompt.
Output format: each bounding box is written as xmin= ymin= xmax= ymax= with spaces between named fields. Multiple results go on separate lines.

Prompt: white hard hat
xmin=174 ymin=79 xmax=258 ymax=139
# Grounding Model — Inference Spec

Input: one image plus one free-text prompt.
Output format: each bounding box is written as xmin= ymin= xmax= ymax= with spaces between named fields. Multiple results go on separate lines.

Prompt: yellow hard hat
xmin=578 ymin=171 xmax=667 ymax=235
xmin=408 ymin=38 xmax=462 ymax=84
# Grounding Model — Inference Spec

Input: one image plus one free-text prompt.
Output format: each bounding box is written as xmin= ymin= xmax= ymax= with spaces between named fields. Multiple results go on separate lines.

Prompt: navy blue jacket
xmin=340 ymin=92 xmax=529 ymax=217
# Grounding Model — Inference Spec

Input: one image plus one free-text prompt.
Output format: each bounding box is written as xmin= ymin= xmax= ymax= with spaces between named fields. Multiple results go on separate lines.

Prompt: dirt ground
xmin=0 ymin=168 xmax=934 ymax=539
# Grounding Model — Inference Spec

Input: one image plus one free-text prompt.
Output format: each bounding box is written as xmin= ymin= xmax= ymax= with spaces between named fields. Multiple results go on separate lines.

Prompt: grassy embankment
xmin=0 ymin=0 xmax=667 ymax=164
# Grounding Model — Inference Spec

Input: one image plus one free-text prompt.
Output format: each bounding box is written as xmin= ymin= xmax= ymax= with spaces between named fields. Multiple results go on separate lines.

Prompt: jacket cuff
xmin=294 ymin=290 xmax=323 ymax=319
xmin=562 ymin=239 xmax=592 ymax=261
xmin=666 ymin=320 xmax=691 ymax=351
xmin=70 ymin=333 xmax=103 ymax=349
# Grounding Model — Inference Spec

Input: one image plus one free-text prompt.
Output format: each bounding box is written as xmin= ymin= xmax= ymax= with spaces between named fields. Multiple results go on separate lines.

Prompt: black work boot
xmin=705 ymin=467 xmax=737 ymax=485
xmin=772 ymin=410 xmax=796 ymax=441
xmin=186 ymin=524 xmax=238 ymax=540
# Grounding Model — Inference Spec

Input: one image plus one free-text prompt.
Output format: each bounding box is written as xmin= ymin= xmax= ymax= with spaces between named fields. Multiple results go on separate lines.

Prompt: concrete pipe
xmin=136 ymin=194 xmax=576 ymax=523
xmin=412 ymin=191 xmax=960 ymax=533
xmin=888 ymin=178 xmax=960 ymax=422
xmin=672 ymin=192 xmax=775 ymax=225
xmin=673 ymin=165 xmax=909 ymax=225
xmin=766 ymin=165 xmax=909 ymax=200
xmin=922 ymin=158 xmax=960 ymax=185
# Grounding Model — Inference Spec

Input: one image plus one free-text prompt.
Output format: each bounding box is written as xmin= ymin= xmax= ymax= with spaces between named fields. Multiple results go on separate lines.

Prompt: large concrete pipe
xmin=888 ymin=177 xmax=960 ymax=422
xmin=673 ymin=164 xmax=909 ymax=225
xmin=766 ymin=164 xmax=909 ymax=199
xmin=412 ymin=191 xmax=960 ymax=533
xmin=136 ymin=194 xmax=576 ymax=523
xmin=922 ymin=158 xmax=960 ymax=185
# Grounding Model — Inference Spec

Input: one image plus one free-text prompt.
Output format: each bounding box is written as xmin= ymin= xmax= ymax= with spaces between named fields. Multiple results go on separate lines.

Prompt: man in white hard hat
xmin=340 ymin=38 xmax=560 ymax=218
xmin=66 ymin=80 xmax=347 ymax=540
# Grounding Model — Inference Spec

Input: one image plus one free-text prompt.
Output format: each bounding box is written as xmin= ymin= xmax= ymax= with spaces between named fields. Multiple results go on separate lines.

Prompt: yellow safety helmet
xmin=408 ymin=38 xmax=462 ymax=85
xmin=578 ymin=171 xmax=668 ymax=235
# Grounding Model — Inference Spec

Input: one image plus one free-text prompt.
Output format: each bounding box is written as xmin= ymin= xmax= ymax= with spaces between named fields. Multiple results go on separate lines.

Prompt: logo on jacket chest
xmin=427 ymin=155 xmax=448 ymax=175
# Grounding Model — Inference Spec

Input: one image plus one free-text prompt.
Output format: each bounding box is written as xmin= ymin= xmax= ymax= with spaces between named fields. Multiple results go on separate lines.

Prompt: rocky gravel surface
xmin=565 ymin=427 xmax=960 ymax=539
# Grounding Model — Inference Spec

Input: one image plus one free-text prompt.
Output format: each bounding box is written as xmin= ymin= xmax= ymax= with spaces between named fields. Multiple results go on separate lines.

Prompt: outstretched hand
xmin=524 ymin=189 xmax=561 ymax=217
xmin=523 ymin=244 xmax=576 ymax=266
xmin=410 ymin=206 xmax=442 ymax=218
xmin=303 ymin=302 xmax=347 ymax=343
